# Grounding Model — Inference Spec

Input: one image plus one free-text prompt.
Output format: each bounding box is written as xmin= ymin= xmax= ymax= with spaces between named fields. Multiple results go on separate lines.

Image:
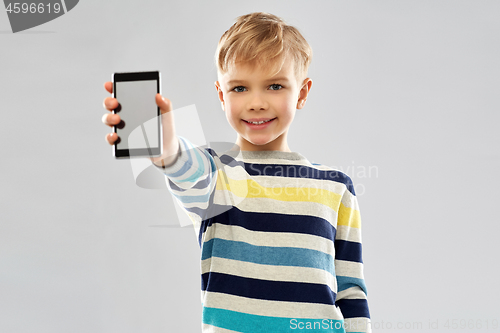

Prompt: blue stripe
xmin=163 ymin=137 xmax=195 ymax=179
xmin=168 ymin=148 xmax=217 ymax=191
xmin=201 ymin=238 xmax=335 ymax=275
xmin=203 ymin=307 xmax=346 ymax=332
xmin=167 ymin=174 xmax=210 ymax=191
xmin=164 ymin=137 xmax=212 ymax=183
xmin=336 ymin=276 xmax=368 ymax=295
xmin=202 ymin=272 xmax=336 ymax=305
xmin=335 ymin=299 xmax=370 ymax=319
xmin=182 ymin=146 xmax=208 ymax=183
xmin=204 ymin=205 xmax=336 ymax=241
xmin=335 ymin=240 xmax=363 ymax=263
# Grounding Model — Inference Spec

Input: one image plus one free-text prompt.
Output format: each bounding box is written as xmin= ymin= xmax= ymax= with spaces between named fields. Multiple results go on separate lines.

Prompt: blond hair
xmin=215 ymin=12 xmax=312 ymax=83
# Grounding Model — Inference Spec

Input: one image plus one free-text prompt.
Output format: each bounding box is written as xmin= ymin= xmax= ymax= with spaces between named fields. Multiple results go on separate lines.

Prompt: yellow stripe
xmin=337 ymin=202 xmax=361 ymax=229
xmin=215 ymin=170 xmax=343 ymax=212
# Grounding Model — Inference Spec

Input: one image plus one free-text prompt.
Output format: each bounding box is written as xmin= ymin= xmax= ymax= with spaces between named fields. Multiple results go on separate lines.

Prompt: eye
xmin=232 ymin=86 xmax=247 ymax=92
xmin=269 ymin=84 xmax=283 ymax=90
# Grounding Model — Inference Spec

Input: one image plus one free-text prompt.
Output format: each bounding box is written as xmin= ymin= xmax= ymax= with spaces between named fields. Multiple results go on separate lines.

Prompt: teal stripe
xmin=168 ymin=146 xmax=217 ymax=203
xmin=207 ymin=149 xmax=217 ymax=173
xmin=164 ymin=137 xmax=201 ymax=181
xmin=202 ymin=238 xmax=335 ymax=275
xmin=203 ymin=307 xmax=345 ymax=332
xmin=182 ymin=144 xmax=206 ymax=183
xmin=168 ymin=137 xmax=214 ymax=183
xmin=336 ymin=275 xmax=368 ymax=295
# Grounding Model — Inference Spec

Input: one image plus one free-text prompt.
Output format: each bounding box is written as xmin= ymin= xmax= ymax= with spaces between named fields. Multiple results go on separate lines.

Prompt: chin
xmin=247 ymin=136 xmax=272 ymax=145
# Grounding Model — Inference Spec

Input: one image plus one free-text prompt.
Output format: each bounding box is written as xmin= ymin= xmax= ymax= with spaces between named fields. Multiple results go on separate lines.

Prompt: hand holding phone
xmin=111 ymin=71 xmax=162 ymax=158
xmin=102 ymin=73 xmax=180 ymax=165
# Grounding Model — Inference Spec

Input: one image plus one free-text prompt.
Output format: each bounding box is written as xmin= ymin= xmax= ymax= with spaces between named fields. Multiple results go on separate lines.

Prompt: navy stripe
xmin=202 ymin=272 xmax=336 ymax=305
xmin=335 ymin=240 xmax=363 ymax=263
xmin=335 ymin=299 xmax=370 ymax=319
xmin=168 ymin=171 xmax=211 ymax=191
xmin=179 ymin=195 xmax=227 ymax=225
xmin=204 ymin=205 xmax=336 ymax=241
xmin=218 ymin=153 xmax=355 ymax=196
xmin=219 ymin=153 xmax=248 ymax=169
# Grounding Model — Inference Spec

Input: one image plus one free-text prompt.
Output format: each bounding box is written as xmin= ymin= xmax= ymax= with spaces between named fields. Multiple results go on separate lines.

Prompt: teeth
xmin=247 ymin=119 xmax=273 ymax=125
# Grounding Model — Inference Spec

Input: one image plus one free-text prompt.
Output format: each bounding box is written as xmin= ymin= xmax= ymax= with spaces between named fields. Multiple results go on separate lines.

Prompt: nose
xmin=247 ymin=91 xmax=268 ymax=111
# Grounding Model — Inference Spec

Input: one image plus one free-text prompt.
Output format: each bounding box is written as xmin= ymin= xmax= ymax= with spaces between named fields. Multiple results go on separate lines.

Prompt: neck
xmin=235 ymin=135 xmax=291 ymax=152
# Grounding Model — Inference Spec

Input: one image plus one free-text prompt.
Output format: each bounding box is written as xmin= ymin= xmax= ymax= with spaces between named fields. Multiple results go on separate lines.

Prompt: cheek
xmin=224 ymin=101 xmax=242 ymax=125
xmin=276 ymin=96 xmax=297 ymax=118
xmin=227 ymin=97 xmax=245 ymax=111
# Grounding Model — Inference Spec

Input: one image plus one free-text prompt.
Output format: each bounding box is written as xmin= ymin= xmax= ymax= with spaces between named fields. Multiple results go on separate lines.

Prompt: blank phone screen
xmin=115 ymin=80 xmax=159 ymax=152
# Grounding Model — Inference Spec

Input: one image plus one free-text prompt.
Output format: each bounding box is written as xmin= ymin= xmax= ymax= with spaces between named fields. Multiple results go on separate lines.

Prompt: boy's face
xmin=215 ymin=58 xmax=312 ymax=152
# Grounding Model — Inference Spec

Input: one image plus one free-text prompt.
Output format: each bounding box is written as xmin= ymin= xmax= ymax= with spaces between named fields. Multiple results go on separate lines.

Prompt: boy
xmin=102 ymin=12 xmax=371 ymax=333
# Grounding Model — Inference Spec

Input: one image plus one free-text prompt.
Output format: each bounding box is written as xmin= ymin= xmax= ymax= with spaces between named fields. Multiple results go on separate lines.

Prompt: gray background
xmin=1 ymin=1 xmax=499 ymax=332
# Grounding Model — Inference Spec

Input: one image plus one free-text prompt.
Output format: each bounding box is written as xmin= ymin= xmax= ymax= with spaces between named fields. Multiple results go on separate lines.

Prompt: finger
xmin=104 ymin=81 xmax=113 ymax=94
xmin=102 ymin=113 xmax=120 ymax=127
xmin=156 ymin=94 xmax=172 ymax=115
xmin=103 ymin=97 xmax=118 ymax=111
xmin=105 ymin=133 xmax=117 ymax=145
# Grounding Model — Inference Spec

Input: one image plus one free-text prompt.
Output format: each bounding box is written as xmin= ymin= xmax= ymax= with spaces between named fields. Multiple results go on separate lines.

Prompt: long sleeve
xmin=334 ymin=180 xmax=371 ymax=333
xmin=158 ymin=136 xmax=218 ymax=237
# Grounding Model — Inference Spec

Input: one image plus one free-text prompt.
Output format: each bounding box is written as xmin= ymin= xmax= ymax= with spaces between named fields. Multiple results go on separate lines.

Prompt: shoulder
xmin=308 ymin=161 xmax=356 ymax=196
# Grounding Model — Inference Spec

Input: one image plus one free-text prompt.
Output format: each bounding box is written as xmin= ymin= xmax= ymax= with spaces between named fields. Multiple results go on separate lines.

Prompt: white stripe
xmin=201 ymin=257 xmax=337 ymax=290
xmin=337 ymin=286 xmax=368 ymax=301
xmin=202 ymin=291 xmax=344 ymax=320
xmin=334 ymin=259 xmax=365 ymax=280
xmin=336 ymin=225 xmax=362 ymax=243
xmin=230 ymin=197 xmax=338 ymax=227
xmin=203 ymin=223 xmax=335 ymax=254
xmin=344 ymin=317 xmax=372 ymax=333
xmin=202 ymin=324 xmax=238 ymax=333
xmin=308 ymin=163 xmax=341 ymax=171
xmin=341 ymin=190 xmax=359 ymax=209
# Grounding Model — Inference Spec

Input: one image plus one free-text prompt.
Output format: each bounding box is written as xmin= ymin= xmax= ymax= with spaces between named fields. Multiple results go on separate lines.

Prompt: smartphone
xmin=112 ymin=71 xmax=162 ymax=159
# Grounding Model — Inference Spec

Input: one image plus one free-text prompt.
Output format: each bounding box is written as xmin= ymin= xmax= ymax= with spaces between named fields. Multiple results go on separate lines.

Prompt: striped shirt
xmin=159 ymin=136 xmax=371 ymax=333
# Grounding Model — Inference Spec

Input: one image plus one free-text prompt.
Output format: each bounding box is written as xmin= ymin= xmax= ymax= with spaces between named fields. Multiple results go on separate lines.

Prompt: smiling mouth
xmin=243 ymin=118 xmax=277 ymax=125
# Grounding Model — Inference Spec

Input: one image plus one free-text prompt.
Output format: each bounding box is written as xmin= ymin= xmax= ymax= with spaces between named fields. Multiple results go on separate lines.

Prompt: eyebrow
xmin=226 ymin=80 xmax=245 ymax=86
xmin=227 ymin=77 xmax=290 ymax=86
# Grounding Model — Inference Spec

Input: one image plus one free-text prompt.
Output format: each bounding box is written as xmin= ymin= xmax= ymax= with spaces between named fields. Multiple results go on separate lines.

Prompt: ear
xmin=296 ymin=78 xmax=313 ymax=109
xmin=214 ymin=81 xmax=225 ymax=111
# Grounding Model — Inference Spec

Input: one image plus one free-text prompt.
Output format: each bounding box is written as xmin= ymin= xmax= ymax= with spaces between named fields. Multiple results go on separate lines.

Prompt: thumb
xmin=156 ymin=94 xmax=172 ymax=115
